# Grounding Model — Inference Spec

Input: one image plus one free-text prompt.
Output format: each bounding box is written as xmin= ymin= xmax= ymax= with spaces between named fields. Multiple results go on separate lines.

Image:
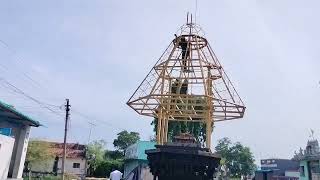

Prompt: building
xmin=124 ymin=141 xmax=155 ymax=179
xmin=260 ymin=159 xmax=299 ymax=176
xmin=0 ymin=100 xmax=41 ymax=179
xmin=255 ymin=159 xmax=299 ymax=180
xmin=0 ymin=134 xmax=15 ymax=179
xmin=293 ymin=139 xmax=320 ymax=180
xmin=30 ymin=141 xmax=87 ymax=177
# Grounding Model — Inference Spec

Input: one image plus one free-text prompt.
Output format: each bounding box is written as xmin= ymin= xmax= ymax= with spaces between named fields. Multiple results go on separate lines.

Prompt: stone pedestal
xmin=146 ymin=142 xmax=220 ymax=180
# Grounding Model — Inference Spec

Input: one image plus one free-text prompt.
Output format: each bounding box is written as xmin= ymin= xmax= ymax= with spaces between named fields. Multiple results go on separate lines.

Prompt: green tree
xmin=86 ymin=140 xmax=107 ymax=175
xmin=93 ymin=159 xmax=124 ymax=178
xmin=104 ymin=150 xmax=124 ymax=160
xmin=113 ymin=130 xmax=140 ymax=152
xmin=215 ymin=137 xmax=256 ymax=178
xmin=26 ymin=140 xmax=54 ymax=170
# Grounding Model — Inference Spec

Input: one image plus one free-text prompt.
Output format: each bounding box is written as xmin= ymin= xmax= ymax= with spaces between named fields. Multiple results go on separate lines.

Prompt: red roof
xmin=49 ymin=142 xmax=86 ymax=158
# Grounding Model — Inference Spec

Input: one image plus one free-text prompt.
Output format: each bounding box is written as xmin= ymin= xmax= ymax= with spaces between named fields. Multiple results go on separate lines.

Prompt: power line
xmin=0 ymin=78 xmax=63 ymax=117
xmin=71 ymin=109 xmax=125 ymax=131
xmin=0 ymin=39 xmax=44 ymax=89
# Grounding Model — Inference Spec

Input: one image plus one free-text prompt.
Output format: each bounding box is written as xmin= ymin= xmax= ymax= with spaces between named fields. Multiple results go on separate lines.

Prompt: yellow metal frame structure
xmin=127 ymin=21 xmax=245 ymax=149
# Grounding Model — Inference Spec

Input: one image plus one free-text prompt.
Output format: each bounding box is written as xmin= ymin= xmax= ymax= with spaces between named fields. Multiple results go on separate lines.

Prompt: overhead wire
xmin=0 ymin=78 xmax=64 ymax=117
xmin=0 ymin=39 xmax=44 ymax=89
xmin=71 ymin=108 xmax=126 ymax=131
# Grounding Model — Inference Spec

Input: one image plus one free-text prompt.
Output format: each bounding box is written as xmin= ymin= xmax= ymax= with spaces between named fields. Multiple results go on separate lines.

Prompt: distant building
xmin=0 ymin=100 xmax=41 ymax=179
xmin=260 ymin=159 xmax=299 ymax=176
xmin=124 ymin=141 xmax=155 ymax=179
xmin=31 ymin=141 xmax=87 ymax=177
xmin=294 ymin=139 xmax=320 ymax=180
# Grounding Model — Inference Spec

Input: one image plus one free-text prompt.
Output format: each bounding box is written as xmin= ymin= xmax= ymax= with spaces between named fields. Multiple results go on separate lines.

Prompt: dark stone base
xmin=146 ymin=143 xmax=220 ymax=180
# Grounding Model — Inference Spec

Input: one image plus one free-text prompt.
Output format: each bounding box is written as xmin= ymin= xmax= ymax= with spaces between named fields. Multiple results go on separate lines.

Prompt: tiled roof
xmin=49 ymin=142 xmax=86 ymax=158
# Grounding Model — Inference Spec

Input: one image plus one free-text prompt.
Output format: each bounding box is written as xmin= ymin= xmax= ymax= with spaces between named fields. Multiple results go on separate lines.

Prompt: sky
xmin=0 ymin=0 xmax=319 ymax=164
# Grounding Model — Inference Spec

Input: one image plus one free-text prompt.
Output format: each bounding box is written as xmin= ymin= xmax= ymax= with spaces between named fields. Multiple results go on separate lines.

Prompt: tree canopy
xmin=113 ymin=130 xmax=140 ymax=152
xmin=215 ymin=137 xmax=256 ymax=178
xmin=86 ymin=140 xmax=107 ymax=175
xmin=26 ymin=140 xmax=54 ymax=170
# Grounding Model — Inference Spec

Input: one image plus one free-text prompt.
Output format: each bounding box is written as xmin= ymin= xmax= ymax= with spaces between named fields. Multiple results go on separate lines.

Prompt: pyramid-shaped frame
xmin=127 ymin=23 xmax=245 ymax=122
xmin=128 ymin=21 xmax=245 ymax=147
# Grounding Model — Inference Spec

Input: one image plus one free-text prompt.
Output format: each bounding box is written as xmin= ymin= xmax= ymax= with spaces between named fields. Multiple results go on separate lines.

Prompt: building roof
xmin=0 ymin=100 xmax=41 ymax=127
xmin=49 ymin=142 xmax=86 ymax=158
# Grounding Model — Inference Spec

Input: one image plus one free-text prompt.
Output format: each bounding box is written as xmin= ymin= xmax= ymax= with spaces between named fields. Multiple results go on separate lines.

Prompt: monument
xmin=127 ymin=15 xmax=246 ymax=180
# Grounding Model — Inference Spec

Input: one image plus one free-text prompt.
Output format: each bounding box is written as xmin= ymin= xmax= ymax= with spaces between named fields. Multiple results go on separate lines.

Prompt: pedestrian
xmin=109 ymin=168 xmax=123 ymax=180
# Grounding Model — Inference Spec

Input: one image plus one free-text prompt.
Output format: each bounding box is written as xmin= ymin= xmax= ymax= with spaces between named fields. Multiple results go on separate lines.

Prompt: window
xmin=73 ymin=163 xmax=80 ymax=168
xmin=267 ymin=160 xmax=271 ymax=164
xmin=300 ymin=166 xmax=305 ymax=176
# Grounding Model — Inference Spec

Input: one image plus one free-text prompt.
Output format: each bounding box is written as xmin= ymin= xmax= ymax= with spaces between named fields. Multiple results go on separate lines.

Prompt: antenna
xmin=187 ymin=12 xmax=189 ymax=24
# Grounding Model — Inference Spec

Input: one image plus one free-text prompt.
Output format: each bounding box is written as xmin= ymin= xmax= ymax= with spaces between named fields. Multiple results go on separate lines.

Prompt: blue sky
xmin=0 ymin=0 xmax=320 ymax=163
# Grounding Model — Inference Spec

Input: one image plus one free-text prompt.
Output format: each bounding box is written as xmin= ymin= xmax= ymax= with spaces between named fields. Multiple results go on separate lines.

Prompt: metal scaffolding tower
xmin=127 ymin=18 xmax=245 ymax=149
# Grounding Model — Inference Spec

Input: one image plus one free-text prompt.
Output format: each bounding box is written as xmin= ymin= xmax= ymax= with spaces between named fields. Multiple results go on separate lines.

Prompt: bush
xmin=92 ymin=160 xmax=124 ymax=178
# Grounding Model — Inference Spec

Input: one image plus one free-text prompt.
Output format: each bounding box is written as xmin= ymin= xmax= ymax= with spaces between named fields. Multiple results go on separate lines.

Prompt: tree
xmin=86 ymin=140 xmax=107 ymax=175
xmin=26 ymin=140 xmax=54 ymax=170
xmin=215 ymin=137 xmax=256 ymax=178
xmin=113 ymin=130 xmax=140 ymax=152
xmin=104 ymin=150 xmax=124 ymax=160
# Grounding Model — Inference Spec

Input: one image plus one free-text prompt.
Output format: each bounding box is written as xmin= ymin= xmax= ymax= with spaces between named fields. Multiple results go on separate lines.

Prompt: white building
xmin=0 ymin=100 xmax=41 ymax=179
xmin=30 ymin=141 xmax=87 ymax=177
xmin=0 ymin=134 xmax=15 ymax=179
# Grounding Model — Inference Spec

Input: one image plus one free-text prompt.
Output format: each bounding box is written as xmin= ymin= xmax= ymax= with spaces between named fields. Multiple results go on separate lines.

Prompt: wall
xmin=124 ymin=141 xmax=155 ymax=178
xmin=57 ymin=157 xmax=86 ymax=176
xmin=285 ymin=171 xmax=300 ymax=178
xmin=137 ymin=141 xmax=155 ymax=160
xmin=0 ymin=120 xmax=31 ymax=179
xmin=299 ymin=160 xmax=309 ymax=180
xmin=30 ymin=159 xmax=55 ymax=173
xmin=0 ymin=134 xmax=15 ymax=179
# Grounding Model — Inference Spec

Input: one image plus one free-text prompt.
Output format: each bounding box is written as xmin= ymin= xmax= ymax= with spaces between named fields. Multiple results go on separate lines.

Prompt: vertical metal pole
xmin=62 ymin=99 xmax=70 ymax=180
xmin=206 ymin=68 xmax=213 ymax=149
xmin=156 ymin=111 xmax=162 ymax=144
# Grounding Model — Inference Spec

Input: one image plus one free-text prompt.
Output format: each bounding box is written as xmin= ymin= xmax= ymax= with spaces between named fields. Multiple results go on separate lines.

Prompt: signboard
xmin=0 ymin=128 xmax=12 ymax=136
xmin=261 ymin=164 xmax=277 ymax=168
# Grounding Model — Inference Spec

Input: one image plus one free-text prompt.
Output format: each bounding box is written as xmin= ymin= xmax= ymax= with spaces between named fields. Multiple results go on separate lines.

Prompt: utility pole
xmin=62 ymin=99 xmax=70 ymax=180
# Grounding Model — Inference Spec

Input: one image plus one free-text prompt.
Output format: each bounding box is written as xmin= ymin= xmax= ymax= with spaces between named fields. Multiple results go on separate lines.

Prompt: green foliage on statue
xmin=151 ymin=118 xmax=210 ymax=146
xmin=151 ymin=79 xmax=213 ymax=145
xmin=215 ymin=137 xmax=256 ymax=178
xmin=113 ymin=130 xmax=140 ymax=153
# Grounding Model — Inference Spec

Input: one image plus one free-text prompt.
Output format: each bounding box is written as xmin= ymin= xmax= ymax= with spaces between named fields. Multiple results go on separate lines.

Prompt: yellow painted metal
xmin=127 ymin=21 xmax=245 ymax=149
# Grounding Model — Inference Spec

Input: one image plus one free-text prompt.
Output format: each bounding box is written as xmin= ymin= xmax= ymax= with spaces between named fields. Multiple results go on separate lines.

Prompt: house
xmin=30 ymin=141 xmax=87 ymax=177
xmin=0 ymin=100 xmax=41 ymax=179
xmin=124 ymin=141 xmax=155 ymax=179
xmin=0 ymin=134 xmax=15 ymax=179
xmin=293 ymin=139 xmax=320 ymax=180
xmin=255 ymin=158 xmax=300 ymax=180
xmin=260 ymin=159 xmax=299 ymax=176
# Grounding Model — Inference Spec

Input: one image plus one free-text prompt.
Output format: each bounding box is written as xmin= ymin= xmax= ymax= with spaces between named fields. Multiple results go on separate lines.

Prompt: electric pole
xmin=62 ymin=99 xmax=70 ymax=180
